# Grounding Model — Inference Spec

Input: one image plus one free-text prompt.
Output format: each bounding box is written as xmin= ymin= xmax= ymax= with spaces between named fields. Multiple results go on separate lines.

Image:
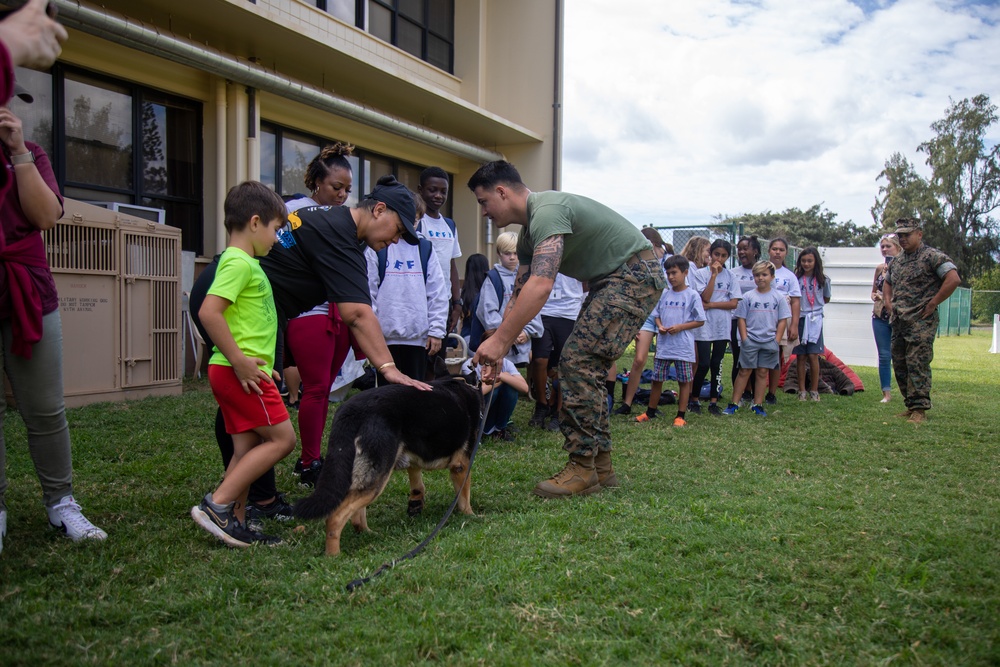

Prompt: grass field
xmin=1 ymin=331 xmax=998 ymax=666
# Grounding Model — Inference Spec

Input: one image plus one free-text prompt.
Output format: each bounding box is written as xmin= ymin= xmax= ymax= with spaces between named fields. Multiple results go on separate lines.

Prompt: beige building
xmin=12 ymin=0 xmax=564 ymax=264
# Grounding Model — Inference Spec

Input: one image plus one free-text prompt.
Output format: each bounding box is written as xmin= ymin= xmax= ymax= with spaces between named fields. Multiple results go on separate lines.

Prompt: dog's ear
xmin=460 ymin=368 xmax=479 ymax=388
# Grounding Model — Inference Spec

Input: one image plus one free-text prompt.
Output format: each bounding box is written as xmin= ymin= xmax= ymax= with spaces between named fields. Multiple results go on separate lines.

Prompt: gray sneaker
xmin=47 ymin=496 xmax=107 ymax=542
xmin=191 ymin=494 xmax=258 ymax=548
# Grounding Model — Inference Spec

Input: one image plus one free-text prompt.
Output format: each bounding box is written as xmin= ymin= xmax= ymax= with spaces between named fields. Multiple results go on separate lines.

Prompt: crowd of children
xmin=186 ymin=148 xmax=836 ymax=548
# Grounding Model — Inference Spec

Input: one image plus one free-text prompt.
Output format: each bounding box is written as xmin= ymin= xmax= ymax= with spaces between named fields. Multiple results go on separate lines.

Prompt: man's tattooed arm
xmin=530 ymin=235 xmax=564 ymax=281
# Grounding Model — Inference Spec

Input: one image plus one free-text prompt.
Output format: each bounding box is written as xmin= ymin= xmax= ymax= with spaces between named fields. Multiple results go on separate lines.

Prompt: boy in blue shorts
xmin=191 ymin=182 xmax=297 ymax=547
xmin=637 ymin=255 xmax=705 ymax=427
xmin=723 ymin=260 xmax=791 ymax=417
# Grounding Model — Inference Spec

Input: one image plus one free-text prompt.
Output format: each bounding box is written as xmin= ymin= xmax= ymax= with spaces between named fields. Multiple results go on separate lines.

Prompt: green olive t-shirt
xmin=517 ymin=191 xmax=651 ymax=282
xmin=207 ymin=246 xmax=278 ymax=374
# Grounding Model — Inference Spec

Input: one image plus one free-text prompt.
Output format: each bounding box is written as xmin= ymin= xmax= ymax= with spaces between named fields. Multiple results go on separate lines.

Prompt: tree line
xmin=715 ymin=94 xmax=1000 ymax=294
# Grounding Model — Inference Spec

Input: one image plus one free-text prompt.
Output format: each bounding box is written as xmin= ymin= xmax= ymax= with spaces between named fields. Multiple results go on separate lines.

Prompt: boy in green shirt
xmin=191 ymin=182 xmax=297 ymax=547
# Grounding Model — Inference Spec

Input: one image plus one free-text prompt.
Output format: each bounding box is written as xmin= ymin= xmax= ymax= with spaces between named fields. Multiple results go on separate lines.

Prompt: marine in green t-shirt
xmin=468 ymin=160 xmax=664 ymax=500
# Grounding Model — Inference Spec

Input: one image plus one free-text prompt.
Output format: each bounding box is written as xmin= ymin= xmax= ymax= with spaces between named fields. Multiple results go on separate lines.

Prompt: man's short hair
xmin=224 ymin=181 xmax=286 ymax=234
xmin=663 ymin=254 xmax=689 ymax=273
xmin=752 ymin=260 xmax=776 ymax=276
xmin=467 ymin=160 xmax=525 ymax=191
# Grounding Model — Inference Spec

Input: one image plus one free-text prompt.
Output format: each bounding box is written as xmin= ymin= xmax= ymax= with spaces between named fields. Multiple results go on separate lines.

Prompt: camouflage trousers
xmin=559 ymin=258 xmax=665 ymax=456
xmin=890 ymin=315 xmax=937 ymax=411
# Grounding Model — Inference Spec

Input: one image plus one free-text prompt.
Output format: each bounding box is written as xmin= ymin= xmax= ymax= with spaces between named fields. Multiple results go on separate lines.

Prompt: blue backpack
xmin=376 ymin=238 xmax=435 ymax=286
xmin=468 ymin=268 xmax=504 ymax=352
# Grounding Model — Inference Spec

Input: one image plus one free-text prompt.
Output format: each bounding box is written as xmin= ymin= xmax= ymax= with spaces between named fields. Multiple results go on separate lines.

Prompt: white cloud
xmin=561 ymin=0 xmax=1000 ymax=229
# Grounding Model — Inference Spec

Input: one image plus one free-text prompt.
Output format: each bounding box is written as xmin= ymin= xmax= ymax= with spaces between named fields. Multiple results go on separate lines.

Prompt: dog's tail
xmin=293 ymin=423 xmax=358 ymax=520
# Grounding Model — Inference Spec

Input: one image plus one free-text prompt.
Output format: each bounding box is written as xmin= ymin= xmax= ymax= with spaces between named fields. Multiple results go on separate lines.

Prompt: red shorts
xmin=208 ymin=364 xmax=289 ymax=434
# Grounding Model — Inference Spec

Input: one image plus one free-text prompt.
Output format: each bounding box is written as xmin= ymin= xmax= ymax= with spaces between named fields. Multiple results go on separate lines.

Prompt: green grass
xmin=2 ymin=331 xmax=998 ymax=666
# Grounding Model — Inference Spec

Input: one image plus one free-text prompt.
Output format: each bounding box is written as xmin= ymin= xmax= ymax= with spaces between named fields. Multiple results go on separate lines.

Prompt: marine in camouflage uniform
xmin=468 ymin=161 xmax=665 ymax=497
xmin=884 ymin=219 xmax=960 ymax=421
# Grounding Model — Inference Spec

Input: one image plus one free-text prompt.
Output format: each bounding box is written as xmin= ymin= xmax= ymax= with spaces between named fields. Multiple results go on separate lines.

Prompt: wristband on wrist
xmin=377 ymin=361 xmax=396 ymax=373
xmin=9 ymin=151 xmax=35 ymax=165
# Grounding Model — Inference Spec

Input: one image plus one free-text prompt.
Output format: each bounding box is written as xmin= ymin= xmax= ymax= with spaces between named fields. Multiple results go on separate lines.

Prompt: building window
xmin=13 ymin=66 xmax=204 ymax=254
xmin=366 ymin=0 xmax=454 ymax=73
xmin=305 ymin=0 xmax=361 ymax=26
xmin=261 ymin=121 xmax=451 ymax=217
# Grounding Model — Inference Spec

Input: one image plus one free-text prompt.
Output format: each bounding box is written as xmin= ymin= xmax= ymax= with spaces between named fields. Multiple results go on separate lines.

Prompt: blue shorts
xmin=792 ymin=317 xmax=825 ymax=355
xmin=738 ymin=338 xmax=780 ymax=370
xmin=653 ymin=358 xmax=694 ymax=383
xmin=639 ymin=310 xmax=657 ymax=334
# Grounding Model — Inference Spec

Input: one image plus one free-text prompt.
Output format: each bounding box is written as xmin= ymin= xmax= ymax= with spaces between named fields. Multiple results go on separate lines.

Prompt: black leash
xmin=345 ymin=373 xmax=496 ymax=592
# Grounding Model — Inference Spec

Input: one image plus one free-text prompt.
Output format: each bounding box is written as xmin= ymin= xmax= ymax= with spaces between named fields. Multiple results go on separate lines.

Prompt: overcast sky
xmin=561 ymin=0 xmax=1000 ymax=232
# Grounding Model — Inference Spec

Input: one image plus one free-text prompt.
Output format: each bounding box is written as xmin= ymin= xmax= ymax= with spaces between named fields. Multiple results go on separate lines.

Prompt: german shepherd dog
xmin=293 ymin=377 xmax=483 ymax=555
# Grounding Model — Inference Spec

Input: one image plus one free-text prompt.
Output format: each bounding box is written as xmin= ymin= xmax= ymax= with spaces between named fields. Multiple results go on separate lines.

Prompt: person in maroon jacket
xmin=0 ymin=89 xmax=107 ymax=553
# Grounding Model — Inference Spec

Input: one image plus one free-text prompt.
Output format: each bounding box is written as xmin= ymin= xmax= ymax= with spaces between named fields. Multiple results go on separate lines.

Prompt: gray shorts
xmin=738 ymin=338 xmax=780 ymax=370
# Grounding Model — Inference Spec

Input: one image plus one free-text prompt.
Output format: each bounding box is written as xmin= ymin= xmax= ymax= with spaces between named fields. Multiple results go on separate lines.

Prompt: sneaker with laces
xmin=47 ymin=496 xmax=107 ymax=542
xmin=687 ymin=401 xmax=702 ymax=414
xmin=636 ymin=409 xmax=658 ymax=423
xmin=299 ymin=458 xmax=324 ymax=487
xmin=708 ymin=403 xmax=722 ymax=416
xmin=191 ymin=494 xmax=257 ymax=548
xmin=751 ymin=404 xmax=767 ymax=417
xmin=722 ymin=403 xmax=739 ymax=416
xmin=672 ymin=417 xmax=687 ymax=427
xmin=545 ymin=415 xmax=561 ymax=432
xmin=810 ymin=391 xmax=821 ymax=402
xmin=798 ymin=391 xmax=808 ymax=401
xmin=247 ymin=493 xmax=294 ymax=524
xmin=613 ymin=402 xmax=633 ymax=416
xmin=764 ymin=393 xmax=777 ymax=406
xmin=292 ymin=459 xmax=304 ymax=476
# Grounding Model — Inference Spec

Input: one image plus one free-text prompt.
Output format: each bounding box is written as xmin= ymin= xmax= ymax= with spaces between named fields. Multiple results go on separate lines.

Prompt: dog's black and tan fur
xmin=294 ymin=377 xmax=482 ymax=555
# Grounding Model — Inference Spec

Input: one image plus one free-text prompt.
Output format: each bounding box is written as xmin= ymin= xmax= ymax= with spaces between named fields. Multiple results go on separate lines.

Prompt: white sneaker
xmin=47 ymin=496 xmax=107 ymax=542
xmin=1 ymin=510 xmax=6 ymax=555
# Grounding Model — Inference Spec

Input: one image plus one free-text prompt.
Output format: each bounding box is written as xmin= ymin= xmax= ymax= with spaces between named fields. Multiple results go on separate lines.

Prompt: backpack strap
xmin=418 ymin=238 xmax=434 ymax=284
xmin=487 ymin=267 xmax=504 ymax=303
xmin=443 ymin=216 xmax=457 ymax=236
xmin=377 ymin=240 xmax=435 ymax=286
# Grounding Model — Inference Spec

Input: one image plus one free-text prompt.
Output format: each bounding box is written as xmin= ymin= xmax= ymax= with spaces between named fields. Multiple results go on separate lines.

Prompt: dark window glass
xmin=260 ymin=129 xmax=276 ymax=190
xmin=398 ymin=0 xmax=423 ymax=21
xmin=11 ymin=68 xmax=53 ymax=157
xmin=64 ymin=73 xmax=133 ymax=190
xmin=280 ymin=133 xmax=321 ymax=197
xmin=397 ymin=18 xmax=423 ymax=59
xmin=365 ymin=0 xmax=452 ymax=72
xmin=427 ymin=35 xmax=451 ymax=72
xmin=428 ymin=0 xmax=452 ymax=39
xmin=140 ymin=93 xmax=198 ymax=199
xmin=368 ymin=1 xmax=392 ymax=42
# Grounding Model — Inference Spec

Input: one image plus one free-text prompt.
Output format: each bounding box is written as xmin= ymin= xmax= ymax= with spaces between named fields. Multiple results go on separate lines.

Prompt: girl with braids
xmin=283 ymin=143 xmax=357 ymax=486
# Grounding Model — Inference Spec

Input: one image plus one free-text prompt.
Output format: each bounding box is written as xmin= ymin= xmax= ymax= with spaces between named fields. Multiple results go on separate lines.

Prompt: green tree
xmin=873 ymin=94 xmax=1000 ymax=281
xmin=717 ymin=205 xmax=880 ymax=248
xmin=971 ymin=265 xmax=1000 ymax=322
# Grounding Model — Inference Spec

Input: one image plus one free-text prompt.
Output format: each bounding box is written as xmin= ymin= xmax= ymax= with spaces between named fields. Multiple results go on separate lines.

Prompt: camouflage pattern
xmin=886 ymin=244 xmax=957 ymax=324
xmin=890 ymin=316 xmax=936 ymax=411
xmin=559 ymin=258 xmax=665 ymax=456
xmin=887 ymin=243 xmax=957 ymax=412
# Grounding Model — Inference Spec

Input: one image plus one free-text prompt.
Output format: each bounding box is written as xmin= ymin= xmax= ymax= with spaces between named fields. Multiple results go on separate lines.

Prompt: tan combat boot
xmin=532 ymin=454 xmax=601 ymax=499
xmin=907 ymin=409 xmax=926 ymax=424
xmin=594 ymin=450 xmax=618 ymax=488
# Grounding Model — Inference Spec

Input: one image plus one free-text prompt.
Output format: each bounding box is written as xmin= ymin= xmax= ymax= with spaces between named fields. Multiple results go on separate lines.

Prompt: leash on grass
xmin=345 ymin=368 xmax=497 ymax=592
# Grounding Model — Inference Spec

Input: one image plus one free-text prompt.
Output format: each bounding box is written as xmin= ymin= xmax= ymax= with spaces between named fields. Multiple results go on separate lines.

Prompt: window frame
xmin=261 ymin=120 xmax=452 ymax=218
xmin=23 ymin=64 xmax=205 ymax=254
xmin=366 ymin=0 xmax=454 ymax=73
